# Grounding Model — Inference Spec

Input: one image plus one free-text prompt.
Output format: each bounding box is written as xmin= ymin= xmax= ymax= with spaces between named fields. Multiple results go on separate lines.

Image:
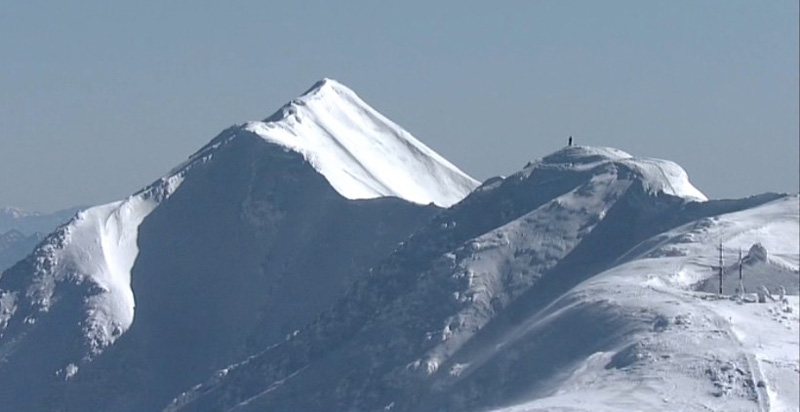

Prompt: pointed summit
xmin=248 ymin=79 xmax=479 ymax=207
xmin=298 ymin=77 xmax=348 ymax=97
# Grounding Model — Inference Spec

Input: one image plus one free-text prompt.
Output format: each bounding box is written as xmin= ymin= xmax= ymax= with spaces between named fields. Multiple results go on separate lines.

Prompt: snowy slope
xmin=0 ymin=79 xmax=476 ymax=412
xmin=164 ymin=146 xmax=794 ymax=412
xmin=245 ymin=78 xmax=478 ymax=207
xmin=535 ymin=146 xmax=707 ymax=201
xmin=0 ymin=170 xmax=186 ymax=367
xmin=47 ymin=134 xmax=441 ymax=412
xmin=0 ymin=77 xmax=474 ymax=362
xmin=488 ymin=195 xmax=799 ymax=412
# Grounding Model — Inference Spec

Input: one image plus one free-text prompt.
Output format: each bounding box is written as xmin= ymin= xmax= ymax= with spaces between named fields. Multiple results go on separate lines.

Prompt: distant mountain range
xmin=0 ymin=80 xmax=796 ymax=412
xmin=0 ymin=230 xmax=42 ymax=272
xmin=0 ymin=206 xmax=84 ymax=235
xmin=0 ymin=206 xmax=84 ymax=272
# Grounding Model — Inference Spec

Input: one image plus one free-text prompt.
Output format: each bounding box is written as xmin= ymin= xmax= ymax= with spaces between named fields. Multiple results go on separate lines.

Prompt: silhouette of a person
xmin=568 ymin=136 xmax=573 ymax=146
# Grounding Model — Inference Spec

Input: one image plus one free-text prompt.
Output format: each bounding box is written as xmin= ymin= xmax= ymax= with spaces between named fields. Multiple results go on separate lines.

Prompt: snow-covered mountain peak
xmin=299 ymin=77 xmax=348 ymax=99
xmin=529 ymin=145 xmax=707 ymax=202
xmin=0 ymin=79 xmax=479 ymax=403
xmin=244 ymin=79 xmax=479 ymax=207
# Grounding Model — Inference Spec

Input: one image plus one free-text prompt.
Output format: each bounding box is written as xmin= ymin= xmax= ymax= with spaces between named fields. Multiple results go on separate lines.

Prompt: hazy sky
xmin=2 ymin=1 xmax=798 ymax=212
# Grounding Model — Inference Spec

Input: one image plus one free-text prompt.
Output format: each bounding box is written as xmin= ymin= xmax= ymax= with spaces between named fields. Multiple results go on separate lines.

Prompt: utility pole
xmin=738 ymin=248 xmax=744 ymax=295
xmin=718 ymin=242 xmax=724 ymax=295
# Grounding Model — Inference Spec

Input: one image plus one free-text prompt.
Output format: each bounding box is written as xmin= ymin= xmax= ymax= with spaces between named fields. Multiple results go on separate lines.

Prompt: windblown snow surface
xmin=245 ymin=78 xmax=477 ymax=207
xmin=487 ymin=195 xmax=799 ymax=412
xmin=0 ymin=79 xmax=477 ymax=411
xmin=0 ymin=175 xmax=183 ymax=354
xmin=166 ymin=146 xmax=798 ymax=412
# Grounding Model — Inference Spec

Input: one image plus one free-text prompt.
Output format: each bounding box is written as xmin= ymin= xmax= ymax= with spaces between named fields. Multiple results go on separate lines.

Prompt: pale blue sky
xmin=1 ymin=1 xmax=798 ymax=212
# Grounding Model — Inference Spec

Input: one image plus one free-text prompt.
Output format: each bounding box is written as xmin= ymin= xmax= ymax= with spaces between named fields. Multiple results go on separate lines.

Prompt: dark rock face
xmin=166 ymin=147 xmax=789 ymax=412
xmin=0 ymin=132 xmax=440 ymax=412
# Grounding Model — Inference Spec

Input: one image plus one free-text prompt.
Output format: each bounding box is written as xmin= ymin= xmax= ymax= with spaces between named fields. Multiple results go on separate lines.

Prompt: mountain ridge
xmin=0 ymin=79 xmax=796 ymax=412
xmin=532 ymin=145 xmax=707 ymax=201
xmin=165 ymin=142 xmax=794 ymax=412
xmin=245 ymin=77 xmax=479 ymax=207
xmin=0 ymin=79 xmax=479 ymax=412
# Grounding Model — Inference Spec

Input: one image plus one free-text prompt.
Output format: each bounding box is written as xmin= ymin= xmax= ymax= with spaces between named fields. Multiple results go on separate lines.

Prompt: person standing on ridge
xmin=568 ymin=136 xmax=573 ymax=146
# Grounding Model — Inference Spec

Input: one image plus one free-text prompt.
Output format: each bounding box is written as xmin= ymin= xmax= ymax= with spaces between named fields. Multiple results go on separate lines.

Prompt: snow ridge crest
xmin=244 ymin=78 xmax=479 ymax=207
xmin=530 ymin=145 xmax=707 ymax=202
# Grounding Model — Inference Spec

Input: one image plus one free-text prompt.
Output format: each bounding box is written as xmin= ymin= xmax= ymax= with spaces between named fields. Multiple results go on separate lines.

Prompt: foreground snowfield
xmin=490 ymin=196 xmax=799 ymax=412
